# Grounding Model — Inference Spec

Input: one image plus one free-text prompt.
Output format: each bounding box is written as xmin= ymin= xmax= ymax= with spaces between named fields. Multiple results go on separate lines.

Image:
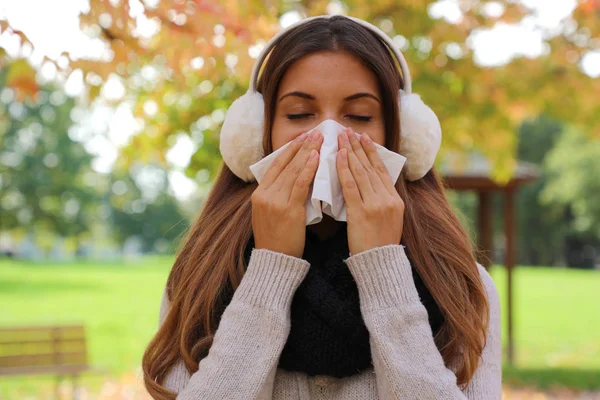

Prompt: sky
xmin=1 ymin=0 xmax=599 ymax=200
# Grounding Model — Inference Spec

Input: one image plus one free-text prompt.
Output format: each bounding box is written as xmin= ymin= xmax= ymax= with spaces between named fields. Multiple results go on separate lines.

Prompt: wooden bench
xmin=0 ymin=324 xmax=92 ymax=399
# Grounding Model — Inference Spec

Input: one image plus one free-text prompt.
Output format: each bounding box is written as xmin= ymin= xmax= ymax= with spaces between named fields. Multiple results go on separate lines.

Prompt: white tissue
xmin=249 ymin=119 xmax=407 ymax=225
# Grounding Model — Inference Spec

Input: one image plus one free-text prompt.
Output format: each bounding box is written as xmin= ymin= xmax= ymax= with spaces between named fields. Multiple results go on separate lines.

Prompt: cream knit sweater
xmin=157 ymin=244 xmax=502 ymax=399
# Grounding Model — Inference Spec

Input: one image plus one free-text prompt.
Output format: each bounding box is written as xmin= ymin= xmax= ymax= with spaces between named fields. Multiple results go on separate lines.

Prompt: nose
xmin=320 ymin=113 xmax=344 ymax=127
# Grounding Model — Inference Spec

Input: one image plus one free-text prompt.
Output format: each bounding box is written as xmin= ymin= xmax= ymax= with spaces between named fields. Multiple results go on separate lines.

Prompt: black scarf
xmin=218 ymin=223 xmax=444 ymax=379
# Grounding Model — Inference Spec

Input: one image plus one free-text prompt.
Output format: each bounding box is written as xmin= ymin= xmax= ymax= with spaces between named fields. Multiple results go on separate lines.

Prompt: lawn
xmin=0 ymin=256 xmax=171 ymax=399
xmin=0 ymin=258 xmax=599 ymax=397
xmin=490 ymin=265 xmax=600 ymax=390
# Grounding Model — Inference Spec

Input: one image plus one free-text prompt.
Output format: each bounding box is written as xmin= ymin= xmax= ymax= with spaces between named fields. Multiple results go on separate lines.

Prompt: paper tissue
xmin=249 ymin=119 xmax=407 ymax=225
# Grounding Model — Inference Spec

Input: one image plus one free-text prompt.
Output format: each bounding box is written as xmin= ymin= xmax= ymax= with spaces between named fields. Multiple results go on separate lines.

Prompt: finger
xmin=275 ymin=130 xmax=322 ymax=195
xmin=289 ymin=149 xmax=319 ymax=206
xmin=359 ymin=133 xmax=397 ymax=196
xmin=336 ymin=148 xmax=362 ymax=206
xmin=346 ymin=129 xmax=387 ymax=195
xmin=338 ymin=129 xmax=374 ymax=201
xmin=261 ymin=131 xmax=310 ymax=189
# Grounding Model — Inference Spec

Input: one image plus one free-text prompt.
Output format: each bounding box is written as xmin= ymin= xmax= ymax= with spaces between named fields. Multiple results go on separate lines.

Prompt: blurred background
xmin=0 ymin=0 xmax=599 ymax=399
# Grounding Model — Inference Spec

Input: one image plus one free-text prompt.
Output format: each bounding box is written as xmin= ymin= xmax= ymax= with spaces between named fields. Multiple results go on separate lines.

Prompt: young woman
xmin=143 ymin=15 xmax=501 ymax=399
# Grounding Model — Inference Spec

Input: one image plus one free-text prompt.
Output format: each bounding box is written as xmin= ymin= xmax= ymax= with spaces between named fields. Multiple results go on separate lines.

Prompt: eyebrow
xmin=278 ymin=91 xmax=381 ymax=103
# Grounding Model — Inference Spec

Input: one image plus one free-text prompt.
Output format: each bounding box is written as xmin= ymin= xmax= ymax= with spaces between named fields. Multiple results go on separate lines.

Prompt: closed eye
xmin=349 ymin=115 xmax=372 ymax=122
xmin=286 ymin=113 xmax=312 ymax=120
xmin=286 ymin=114 xmax=372 ymax=122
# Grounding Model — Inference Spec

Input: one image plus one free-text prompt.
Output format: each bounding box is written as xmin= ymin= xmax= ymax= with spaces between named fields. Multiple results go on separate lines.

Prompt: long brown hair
xmin=142 ymin=16 xmax=489 ymax=399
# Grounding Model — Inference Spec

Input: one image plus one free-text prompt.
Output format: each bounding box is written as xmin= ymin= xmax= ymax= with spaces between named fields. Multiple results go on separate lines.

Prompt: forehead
xmin=277 ymin=51 xmax=380 ymax=96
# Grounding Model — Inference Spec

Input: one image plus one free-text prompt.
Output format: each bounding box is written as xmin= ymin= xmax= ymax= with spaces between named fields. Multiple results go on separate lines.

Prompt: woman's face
xmin=271 ymin=50 xmax=385 ymax=151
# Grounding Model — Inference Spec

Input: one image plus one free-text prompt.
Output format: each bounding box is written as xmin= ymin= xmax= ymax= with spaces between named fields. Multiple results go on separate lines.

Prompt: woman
xmin=143 ymin=15 xmax=501 ymax=399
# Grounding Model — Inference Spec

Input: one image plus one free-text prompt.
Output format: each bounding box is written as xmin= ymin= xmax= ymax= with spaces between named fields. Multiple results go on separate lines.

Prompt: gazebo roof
xmin=438 ymin=153 xmax=540 ymax=191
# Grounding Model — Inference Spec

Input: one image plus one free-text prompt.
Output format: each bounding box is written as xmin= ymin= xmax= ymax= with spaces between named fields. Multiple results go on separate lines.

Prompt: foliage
xmin=515 ymin=116 xmax=567 ymax=266
xmin=0 ymin=60 xmax=188 ymax=252
xmin=2 ymin=1 xmax=600 ymax=182
xmin=542 ymin=128 xmax=600 ymax=239
xmin=107 ymin=165 xmax=189 ymax=252
xmin=0 ymin=73 xmax=101 ymax=241
xmin=539 ymin=127 xmax=600 ymax=266
xmin=449 ymin=115 xmax=600 ymax=267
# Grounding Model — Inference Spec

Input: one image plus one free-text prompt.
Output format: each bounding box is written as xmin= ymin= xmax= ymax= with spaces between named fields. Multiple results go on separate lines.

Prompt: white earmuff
xmin=398 ymin=90 xmax=442 ymax=181
xmin=219 ymin=91 xmax=265 ymax=182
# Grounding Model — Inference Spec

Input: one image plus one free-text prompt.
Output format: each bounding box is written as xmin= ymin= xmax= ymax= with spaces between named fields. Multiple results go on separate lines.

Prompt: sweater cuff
xmin=233 ymin=248 xmax=310 ymax=311
xmin=344 ymin=244 xmax=420 ymax=310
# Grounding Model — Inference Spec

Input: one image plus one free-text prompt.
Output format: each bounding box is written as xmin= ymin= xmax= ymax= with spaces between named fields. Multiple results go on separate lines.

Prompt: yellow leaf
xmin=6 ymin=59 xmax=39 ymax=101
xmin=89 ymin=84 xmax=102 ymax=102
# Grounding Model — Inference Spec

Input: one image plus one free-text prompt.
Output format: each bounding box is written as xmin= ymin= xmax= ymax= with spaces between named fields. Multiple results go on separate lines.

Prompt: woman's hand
xmin=251 ymin=129 xmax=323 ymax=258
xmin=336 ymin=128 xmax=404 ymax=255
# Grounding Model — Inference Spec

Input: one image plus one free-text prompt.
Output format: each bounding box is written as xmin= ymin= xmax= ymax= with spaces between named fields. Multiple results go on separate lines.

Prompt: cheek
xmin=361 ymin=121 xmax=386 ymax=147
xmin=271 ymin=118 xmax=312 ymax=151
xmin=270 ymin=119 xmax=296 ymax=151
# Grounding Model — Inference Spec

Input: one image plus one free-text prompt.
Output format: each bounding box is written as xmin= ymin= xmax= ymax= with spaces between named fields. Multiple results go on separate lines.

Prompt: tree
xmin=0 ymin=66 xmax=101 ymax=247
xmin=2 ymin=1 xmax=600 ymax=182
xmin=542 ymin=128 xmax=600 ymax=239
xmin=448 ymin=115 xmax=599 ymax=267
xmin=515 ymin=116 xmax=566 ymax=266
xmin=540 ymin=127 xmax=600 ymax=268
xmin=0 ymin=58 xmax=187 ymax=255
xmin=107 ymin=164 xmax=189 ymax=253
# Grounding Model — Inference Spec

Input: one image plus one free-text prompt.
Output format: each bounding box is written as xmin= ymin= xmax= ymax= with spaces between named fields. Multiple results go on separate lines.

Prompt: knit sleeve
xmin=159 ymin=248 xmax=310 ymax=400
xmin=344 ymin=244 xmax=502 ymax=400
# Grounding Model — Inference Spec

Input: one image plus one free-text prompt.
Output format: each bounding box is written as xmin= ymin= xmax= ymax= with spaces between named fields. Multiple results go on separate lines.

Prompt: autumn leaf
xmin=5 ymin=59 xmax=39 ymax=101
xmin=88 ymin=84 xmax=102 ymax=102
xmin=2 ymin=0 xmax=600 ymax=182
xmin=580 ymin=0 xmax=600 ymax=14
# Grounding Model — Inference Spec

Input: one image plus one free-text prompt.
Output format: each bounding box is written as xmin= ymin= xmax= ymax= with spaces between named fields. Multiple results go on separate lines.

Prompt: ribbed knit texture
xmin=228 ymin=225 xmax=444 ymax=379
xmin=157 ymin=245 xmax=502 ymax=400
xmin=345 ymin=244 xmax=419 ymax=310
xmin=234 ymin=248 xmax=310 ymax=311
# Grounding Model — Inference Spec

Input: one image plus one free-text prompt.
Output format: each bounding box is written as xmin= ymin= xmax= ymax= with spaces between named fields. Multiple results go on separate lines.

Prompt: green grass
xmin=489 ymin=265 xmax=600 ymax=390
xmin=0 ymin=256 xmax=173 ymax=398
xmin=0 ymin=258 xmax=599 ymax=396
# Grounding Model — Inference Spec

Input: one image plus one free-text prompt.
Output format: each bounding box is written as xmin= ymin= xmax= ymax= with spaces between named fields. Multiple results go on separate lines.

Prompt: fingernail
xmin=296 ymin=132 xmax=308 ymax=142
xmin=311 ymin=149 xmax=319 ymax=159
xmin=340 ymin=148 xmax=347 ymax=159
xmin=346 ymin=129 xmax=355 ymax=141
xmin=339 ymin=131 xmax=348 ymax=142
xmin=311 ymin=129 xmax=321 ymax=142
xmin=362 ymin=133 xmax=372 ymax=144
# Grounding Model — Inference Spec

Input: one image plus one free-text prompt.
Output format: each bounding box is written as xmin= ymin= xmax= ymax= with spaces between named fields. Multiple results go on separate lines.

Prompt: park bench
xmin=0 ymin=324 xmax=93 ymax=399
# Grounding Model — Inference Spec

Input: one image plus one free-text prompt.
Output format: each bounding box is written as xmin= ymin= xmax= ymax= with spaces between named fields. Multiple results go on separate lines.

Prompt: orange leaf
xmin=581 ymin=0 xmax=600 ymax=13
xmin=6 ymin=59 xmax=39 ymax=101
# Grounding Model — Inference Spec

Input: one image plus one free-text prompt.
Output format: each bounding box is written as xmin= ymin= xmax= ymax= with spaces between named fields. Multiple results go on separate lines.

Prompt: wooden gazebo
xmin=440 ymin=154 xmax=539 ymax=365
